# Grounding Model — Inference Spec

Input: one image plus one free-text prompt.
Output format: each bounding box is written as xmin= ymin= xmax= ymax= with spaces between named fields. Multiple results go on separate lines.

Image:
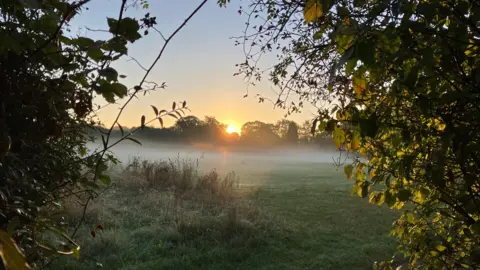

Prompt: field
xmin=51 ymin=149 xmax=399 ymax=270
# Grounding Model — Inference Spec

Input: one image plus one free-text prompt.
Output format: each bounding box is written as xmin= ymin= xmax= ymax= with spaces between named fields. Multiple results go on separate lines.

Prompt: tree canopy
xmin=227 ymin=0 xmax=480 ymax=268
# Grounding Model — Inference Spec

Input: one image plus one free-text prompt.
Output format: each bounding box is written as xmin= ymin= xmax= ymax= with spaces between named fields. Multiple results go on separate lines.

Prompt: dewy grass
xmin=52 ymin=157 xmax=398 ymax=270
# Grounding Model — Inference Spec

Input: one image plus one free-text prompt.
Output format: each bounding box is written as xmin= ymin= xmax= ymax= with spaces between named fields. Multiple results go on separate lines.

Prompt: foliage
xmin=0 ymin=0 xmax=207 ymax=267
xmin=227 ymin=0 xmax=480 ymax=268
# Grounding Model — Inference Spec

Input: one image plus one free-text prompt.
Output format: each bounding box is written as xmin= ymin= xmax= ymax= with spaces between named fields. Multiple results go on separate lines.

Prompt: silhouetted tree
xmin=285 ymin=121 xmax=299 ymax=145
xmin=241 ymin=121 xmax=280 ymax=146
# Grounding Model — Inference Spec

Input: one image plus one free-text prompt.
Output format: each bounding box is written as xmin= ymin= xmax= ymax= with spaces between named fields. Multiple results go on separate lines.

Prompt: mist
xmin=87 ymin=138 xmax=344 ymax=187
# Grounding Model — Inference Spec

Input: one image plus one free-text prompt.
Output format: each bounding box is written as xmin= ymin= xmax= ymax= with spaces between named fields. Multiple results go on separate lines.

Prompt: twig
xmin=128 ymin=56 xmax=148 ymax=71
xmin=139 ymin=0 xmax=208 ymax=87
xmin=152 ymin=26 xmax=167 ymax=41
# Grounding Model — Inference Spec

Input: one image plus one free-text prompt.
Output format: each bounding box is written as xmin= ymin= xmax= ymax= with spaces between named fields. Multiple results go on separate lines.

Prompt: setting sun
xmin=226 ymin=124 xmax=239 ymax=134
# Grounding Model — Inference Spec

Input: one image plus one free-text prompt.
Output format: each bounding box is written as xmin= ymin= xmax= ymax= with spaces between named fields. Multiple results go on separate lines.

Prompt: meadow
xmin=51 ymin=145 xmax=399 ymax=270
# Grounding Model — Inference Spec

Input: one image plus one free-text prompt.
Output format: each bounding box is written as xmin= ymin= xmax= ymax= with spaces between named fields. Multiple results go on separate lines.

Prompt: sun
xmin=226 ymin=124 xmax=239 ymax=134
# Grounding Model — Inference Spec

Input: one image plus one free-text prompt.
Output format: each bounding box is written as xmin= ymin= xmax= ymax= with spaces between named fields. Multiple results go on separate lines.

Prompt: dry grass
xmin=61 ymin=156 xmax=259 ymax=248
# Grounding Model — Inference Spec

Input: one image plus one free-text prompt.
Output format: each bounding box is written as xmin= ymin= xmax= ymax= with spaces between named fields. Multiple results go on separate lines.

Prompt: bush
xmin=122 ymin=156 xmax=239 ymax=198
xmin=0 ymin=0 xmax=203 ymax=267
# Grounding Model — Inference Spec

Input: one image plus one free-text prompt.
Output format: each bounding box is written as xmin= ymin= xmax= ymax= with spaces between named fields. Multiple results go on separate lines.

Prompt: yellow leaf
xmin=304 ymin=0 xmax=323 ymax=24
xmin=333 ymin=126 xmax=345 ymax=150
xmin=0 ymin=230 xmax=31 ymax=270
xmin=345 ymin=141 xmax=351 ymax=151
xmin=393 ymin=201 xmax=405 ymax=210
xmin=369 ymin=168 xmax=376 ymax=179
xmin=436 ymin=245 xmax=446 ymax=252
xmin=344 ymin=164 xmax=354 ymax=179
xmin=414 ymin=190 xmax=424 ymax=203
xmin=336 ymin=110 xmax=350 ymax=120
xmin=355 ymin=167 xmax=366 ymax=181
xmin=353 ymin=75 xmax=366 ymax=95
xmin=72 ymin=247 xmax=80 ymax=260
xmin=351 ymin=133 xmax=360 ymax=150
xmin=368 ymin=191 xmax=385 ymax=206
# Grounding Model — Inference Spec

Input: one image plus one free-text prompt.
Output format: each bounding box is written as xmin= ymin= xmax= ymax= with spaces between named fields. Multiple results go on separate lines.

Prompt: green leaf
xmin=108 ymin=17 xmax=142 ymax=42
xmin=336 ymin=6 xmax=349 ymax=18
xmin=318 ymin=121 xmax=327 ymax=131
xmin=344 ymin=164 xmax=354 ymax=179
xmin=151 ymin=105 xmax=159 ymax=116
xmin=110 ymin=83 xmax=128 ymax=97
xmin=335 ymin=33 xmax=355 ymax=54
xmin=337 ymin=46 xmax=354 ymax=70
xmin=333 ymin=126 xmax=345 ymax=149
xmin=397 ymin=189 xmax=411 ymax=202
xmin=107 ymin=18 xmax=117 ymax=30
xmin=106 ymin=36 xmax=128 ymax=54
xmin=98 ymin=174 xmax=111 ymax=186
xmin=356 ymin=41 xmax=376 ymax=66
xmin=356 ymin=182 xmax=369 ymax=198
xmin=417 ymin=3 xmax=434 ymax=23
xmin=168 ymin=113 xmax=179 ymax=119
xmin=87 ymin=48 xmax=104 ymax=62
xmin=404 ymin=65 xmax=419 ymax=88
xmin=346 ymin=57 xmax=358 ymax=75
xmin=311 ymin=118 xmax=318 ymax=134
xmin=21 ymin=0 xmax=41 ymax=9
xmin=353 ymin=70 xmax=367 ymax=96
xmin=125 ymin=137 xmax=142 ymax=145
xmin=385 ymin=190 xmax=396 ymax=207
xmin=72 ymin=37 xmax=94 ymax=48
xmin=117 ymin=123 xmax=124 ymax=136
xmin=72 ymin=247 xmax=80 ymax=260
xmin=141 ymin=115 xmax=146 ymax=129
xmin=80 ymin=146 xmax=87 ymax=157
xmin=101 ymin=91 xmax=115 ymax=103
xmin=96 ymin=162 xmax=108 ymax=175
xmin=421 ymin=47 xmax=434 ymax=66
xmin=99 ymin=67 xmax=119 ymax=81
xmin=313 ymin=31 xmax=323 ymax=40
xmin=359 ymin=118 xmax=378 ymax=138
xmin=6 ymin=217 xmax=21 ymax=237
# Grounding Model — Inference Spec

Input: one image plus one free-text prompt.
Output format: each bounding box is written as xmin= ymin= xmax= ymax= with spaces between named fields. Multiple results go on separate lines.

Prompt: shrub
xmin=0 ymin=0 xmax=206 ymax=267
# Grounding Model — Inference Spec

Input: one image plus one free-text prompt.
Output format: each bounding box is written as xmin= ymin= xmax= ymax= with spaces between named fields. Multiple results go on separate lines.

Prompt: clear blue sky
xmin=72 ymin=0 xmax=314 ymax=130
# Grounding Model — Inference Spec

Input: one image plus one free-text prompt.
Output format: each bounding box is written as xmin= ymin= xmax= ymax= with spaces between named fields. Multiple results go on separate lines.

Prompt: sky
xmin=72 ymin=0 xmax=316 ymax=130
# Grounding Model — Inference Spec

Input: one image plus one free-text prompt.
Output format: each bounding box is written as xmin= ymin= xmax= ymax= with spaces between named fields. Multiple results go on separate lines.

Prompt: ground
xmin=51 ymin=160 xmax=398 ymax=270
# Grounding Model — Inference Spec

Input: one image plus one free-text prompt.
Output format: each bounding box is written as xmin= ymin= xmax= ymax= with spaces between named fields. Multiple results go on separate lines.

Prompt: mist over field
xmin=88 ymin=139 xmax=347 ymax=186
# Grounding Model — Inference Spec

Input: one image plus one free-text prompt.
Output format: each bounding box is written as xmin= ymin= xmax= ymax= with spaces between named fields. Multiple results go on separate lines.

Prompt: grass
xmin=51 ymin=156 xmax=399 ymax=270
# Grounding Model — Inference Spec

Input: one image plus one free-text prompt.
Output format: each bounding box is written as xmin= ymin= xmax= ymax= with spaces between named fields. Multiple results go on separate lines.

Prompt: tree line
xmin=94 ymin=116 xmax=334 ymax=148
